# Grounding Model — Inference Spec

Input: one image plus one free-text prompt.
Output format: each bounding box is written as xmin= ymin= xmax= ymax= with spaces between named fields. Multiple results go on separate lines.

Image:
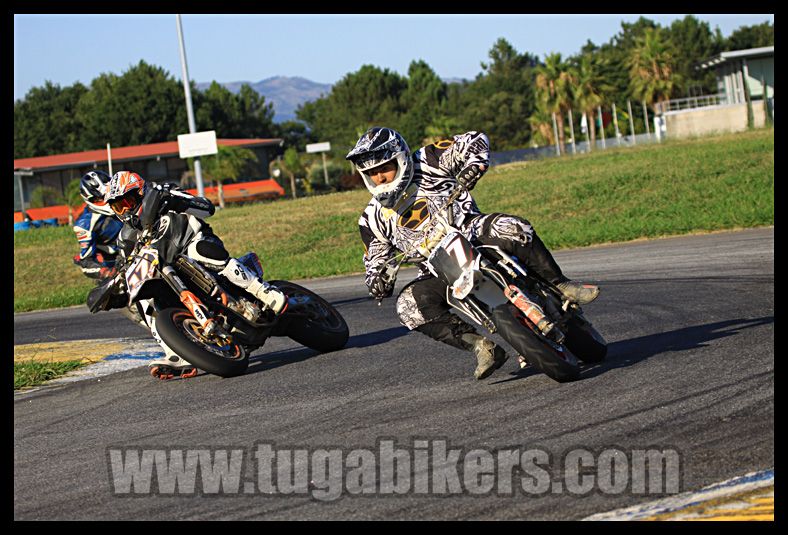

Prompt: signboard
xmin=306 ymin=141 xmax=331 ymax=153
xmin=178 ymin=130 xmax=218 ymax=158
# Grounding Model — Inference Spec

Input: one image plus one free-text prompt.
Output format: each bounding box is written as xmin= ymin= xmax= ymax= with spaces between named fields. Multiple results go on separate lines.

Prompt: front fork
xmin=477 ymin=255 xmax=565 ymax=344
xmin=161 ymin=266 xmax=222 ymax=338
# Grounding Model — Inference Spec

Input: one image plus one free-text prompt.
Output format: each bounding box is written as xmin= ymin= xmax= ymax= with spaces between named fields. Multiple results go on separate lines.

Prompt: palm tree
xmin=270 ymin=147 xmax=304 ymax=199
xmin=535 ymin=53 xmax=574 ymax=154
xmin=571 ymin=54 xmax=612 ymax=152
xmin=191 ymin=145 xmax=258 ymax=208
xmin=628 ymin=28 xmax=682 ymax=114
xmin=64 ymin=178 xmax=84 ymax=226
xmin=527 ymin=105 xmax=556 ymax=147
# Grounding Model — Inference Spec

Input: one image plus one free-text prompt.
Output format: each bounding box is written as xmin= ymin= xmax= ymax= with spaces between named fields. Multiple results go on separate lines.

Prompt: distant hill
xmin=196 ymin=76 xmax=332 ymax=123
xmin=196 ymin=75 xmax=471 ymax=123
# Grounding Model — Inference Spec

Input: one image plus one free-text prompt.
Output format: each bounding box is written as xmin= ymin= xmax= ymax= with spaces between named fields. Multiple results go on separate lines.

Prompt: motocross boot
xmin=219 ymin=258 xmax=287 ymax=314
xmin=148 ymin=354 xmax=198 ymax=380
xmin=555 ymin=280 xmax=600 ymax=305
xmin=461 ymin=333 xmax=509 ymax=380
xmin=415 ymin=313 xmax=509 ymax=380
xmin=515 ymin=233 xmax=600 ymax=305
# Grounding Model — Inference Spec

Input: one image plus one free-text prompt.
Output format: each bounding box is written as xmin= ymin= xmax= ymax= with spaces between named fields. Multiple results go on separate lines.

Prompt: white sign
xmin=178 ymin=131 xmax=218 ymax=158
xmin=306 ymin=141 xmax=331 ymax=153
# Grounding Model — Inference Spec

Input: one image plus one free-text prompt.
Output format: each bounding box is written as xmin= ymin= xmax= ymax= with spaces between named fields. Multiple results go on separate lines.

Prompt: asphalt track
xmin=14 ymin=227 xmax=774 ymax=520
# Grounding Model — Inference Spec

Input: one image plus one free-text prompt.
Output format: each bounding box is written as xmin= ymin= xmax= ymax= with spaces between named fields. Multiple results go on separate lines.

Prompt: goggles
xmin=110 ymin=194 xmax=139 ymax=216
xmin=354 ymin=149 xmax=395 ymax=172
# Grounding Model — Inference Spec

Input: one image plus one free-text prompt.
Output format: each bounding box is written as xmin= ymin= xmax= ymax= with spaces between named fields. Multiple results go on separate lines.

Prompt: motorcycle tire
xmin=270 ymin=280 xmax=349 ymax=353
xmin=154 ymin=307 xmax=249 ymax=378
xmin=492 ymin=303 xmax=580 ymax=383
xmin=564 ymin=315 xmax=607 ymax=363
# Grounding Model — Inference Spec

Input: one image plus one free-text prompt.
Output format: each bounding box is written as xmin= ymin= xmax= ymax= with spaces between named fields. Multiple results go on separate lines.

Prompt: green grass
xmin=14 ymin=128 xmax=774 ymax=313
xmin=14 ymin=360 xmax=88 ymax=390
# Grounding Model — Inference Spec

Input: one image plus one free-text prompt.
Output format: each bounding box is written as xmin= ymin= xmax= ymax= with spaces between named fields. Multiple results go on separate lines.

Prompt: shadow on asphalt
xmin=343 ymin=326 xmax=409 ymax=349
xmin=329 ymin=296 xmax=373 ymax=307
xmin=491 ymin=316 xmax=774 ymax=385
xmin=243 ymin=326 xmax=410 ymax=376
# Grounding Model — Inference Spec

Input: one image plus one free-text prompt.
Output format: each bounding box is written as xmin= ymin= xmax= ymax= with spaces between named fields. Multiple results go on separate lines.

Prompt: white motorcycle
xmin=376 ymin=186 xmax=606 ymax=382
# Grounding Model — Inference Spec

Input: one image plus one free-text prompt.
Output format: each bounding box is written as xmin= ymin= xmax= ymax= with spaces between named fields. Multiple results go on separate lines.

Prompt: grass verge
xmin=14 ymin=360 xmax=88 ymax=390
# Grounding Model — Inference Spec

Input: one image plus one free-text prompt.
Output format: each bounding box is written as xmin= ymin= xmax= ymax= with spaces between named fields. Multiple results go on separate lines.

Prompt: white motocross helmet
xmin=346 ymin=127 xmax=414 ymax=209
xmin=79 ymin=170 xmax=115 ymax=216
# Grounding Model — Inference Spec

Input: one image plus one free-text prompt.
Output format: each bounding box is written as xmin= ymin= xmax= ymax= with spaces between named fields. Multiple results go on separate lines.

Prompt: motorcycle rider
xmin=103 ymin=170 xmax=287 ymax=379
xmin=347 ymin=127 xmax=600 ymax=380
xmin=72 ymin=170 xmax=123 ymax=280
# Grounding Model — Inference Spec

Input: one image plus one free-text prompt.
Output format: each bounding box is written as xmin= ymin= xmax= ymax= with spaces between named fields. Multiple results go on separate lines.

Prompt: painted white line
xmin=583 ymin=469 xmax=774 ymax=521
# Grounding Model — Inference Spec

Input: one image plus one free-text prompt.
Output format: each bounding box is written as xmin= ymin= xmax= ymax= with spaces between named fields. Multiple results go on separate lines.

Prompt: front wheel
xmin=154 ymin=307 xmax=249 ymax=378
xmin=492 ymin=303 xmax=580 ymax=383
xmin=564 ymin=315 xmax=607 ymax=363
xmin=271 ymin=281 xmax=349 ymax=352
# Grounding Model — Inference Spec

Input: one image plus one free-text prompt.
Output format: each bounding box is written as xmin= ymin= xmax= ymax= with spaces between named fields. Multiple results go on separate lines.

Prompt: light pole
xmin=15 ymin=168 xmax=33 ymax=214
xmin=176 ymin=14 xmax=204 ymax=197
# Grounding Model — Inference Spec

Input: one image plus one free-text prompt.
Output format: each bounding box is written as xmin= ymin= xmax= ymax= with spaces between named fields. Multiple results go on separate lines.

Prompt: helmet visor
xmin=353 ymin=149 xmax=396 ymax=172
xmin=110 ymin=194 xmax=139 ymax=216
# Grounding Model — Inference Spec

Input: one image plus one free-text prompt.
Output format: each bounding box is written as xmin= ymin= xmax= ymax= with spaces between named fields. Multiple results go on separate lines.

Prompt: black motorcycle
xmin=88 ymin=237 xmax=349 ymax=379
xmin=376 ymin=186 xmax=606 ymax=382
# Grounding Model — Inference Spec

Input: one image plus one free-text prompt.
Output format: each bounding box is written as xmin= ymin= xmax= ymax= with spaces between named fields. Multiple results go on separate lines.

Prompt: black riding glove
xmin=368 ymin=273 xmax=394 ymax=299
xmin=456 ymin=164 xmax=486 ymax=191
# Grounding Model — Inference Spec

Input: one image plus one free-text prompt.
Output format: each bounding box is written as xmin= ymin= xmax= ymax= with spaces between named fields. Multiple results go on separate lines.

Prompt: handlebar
xmin=373 ymin=185 xmax=468 ymax=305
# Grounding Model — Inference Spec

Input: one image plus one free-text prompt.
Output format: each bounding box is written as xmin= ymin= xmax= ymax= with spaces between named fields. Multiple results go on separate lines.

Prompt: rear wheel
xmin=271 ymin=280 xmax=349 ymax=352
xmin=154 ymin=307 xmax=249 ymax=378
xmin=492 ymin=303 xmax=580 ymax=382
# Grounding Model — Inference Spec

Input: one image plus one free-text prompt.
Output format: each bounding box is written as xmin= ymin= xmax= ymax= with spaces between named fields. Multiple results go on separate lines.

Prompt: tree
xmin=398 ymin=60 xmax=447 ymax=146
xmin=14 ymin=81 xmax=88 ymax=158
xmin=628 ymin=28 xmax=682 ymax=113
xmin=63 ymin=178 xmax=85 ymax=226
xmin=422 ymin=115 xmax=465 ymax=146
xmin=75 ymin=61 xmax=187 ymax=150
xmin=461 ymin=39 xmax=539 ymax=150
xmin=188 ymin=145 xmax=258 ymax=208
xmin=29 ymin=185 xmax=64 ymax=209
xmin=296 ymin=65 xmax=407 ymax=151
xmin=270 ymin=147 xmax=305 ymax=199
xmin=666 ymin=15 xmax=724 ymax=96
xmin=527 ymin=105 xmax=556 ymax=147
xmin=235 ymin=84 xmax=277 ymax=138
xmin=535 ymin=52 xmax=574 ymax=154
xmin=570 ymin=53 xmax=612 ymax=151
xmin=725 ymin=21 xmax=774 ymax=51
xmin=195 ymin=82 xmax=242 ymax=138
xmin=275 ymin=120 xmax=318 ymax=152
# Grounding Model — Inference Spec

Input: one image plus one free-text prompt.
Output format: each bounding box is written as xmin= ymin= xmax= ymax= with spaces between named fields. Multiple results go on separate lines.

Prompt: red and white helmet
xmin=105 ymin=171 xmax=146 ymax=225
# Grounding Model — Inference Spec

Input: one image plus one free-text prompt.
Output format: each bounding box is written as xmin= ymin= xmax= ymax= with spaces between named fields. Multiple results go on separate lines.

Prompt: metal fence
xmin=655 ymin=93 xmax=728 ymax=114
xmin=491 ymin=132 xmax=658 ymax=166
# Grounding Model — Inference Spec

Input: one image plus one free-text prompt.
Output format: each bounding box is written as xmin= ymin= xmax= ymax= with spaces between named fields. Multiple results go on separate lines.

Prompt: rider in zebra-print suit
xmin=347 ymin=127 xmax=599 ymax=380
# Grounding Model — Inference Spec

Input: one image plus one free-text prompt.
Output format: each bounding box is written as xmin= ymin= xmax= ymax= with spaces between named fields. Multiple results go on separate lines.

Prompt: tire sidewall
xmin=492 ymin=303 xmax=580 ymax=382
xmin=154 ymin=307 xmax=249 ymax=377
xmin=270 ymin=280 xmax=349 ymax=352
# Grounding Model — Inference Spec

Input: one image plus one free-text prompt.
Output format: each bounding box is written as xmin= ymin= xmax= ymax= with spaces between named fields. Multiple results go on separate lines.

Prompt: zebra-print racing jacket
xmin=358 ymin=131 xmax=490 ymax=289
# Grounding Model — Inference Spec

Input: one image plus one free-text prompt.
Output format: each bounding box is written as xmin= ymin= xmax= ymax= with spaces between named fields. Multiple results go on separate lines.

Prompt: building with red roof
xmin=14 ymin=138 xmax=286 ymax=221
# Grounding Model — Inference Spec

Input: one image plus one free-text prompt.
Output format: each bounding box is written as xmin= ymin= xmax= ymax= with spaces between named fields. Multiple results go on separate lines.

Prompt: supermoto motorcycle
xmin=87 ymin=232 xmax=349 ymax=379
xmin=376 ymin=186 xmax=606 ymax=383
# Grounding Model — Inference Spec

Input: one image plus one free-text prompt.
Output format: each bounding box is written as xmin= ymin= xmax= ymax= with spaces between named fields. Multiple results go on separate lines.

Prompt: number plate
xmin=426 ymin=232 xmax=475 ymax=287
xmin=125 ymin=247 xmax=159 ymax=301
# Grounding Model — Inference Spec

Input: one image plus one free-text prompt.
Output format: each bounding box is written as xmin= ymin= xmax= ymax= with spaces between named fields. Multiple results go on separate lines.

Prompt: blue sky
xmin=14 ymin=14 xmax=774 ymax=101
